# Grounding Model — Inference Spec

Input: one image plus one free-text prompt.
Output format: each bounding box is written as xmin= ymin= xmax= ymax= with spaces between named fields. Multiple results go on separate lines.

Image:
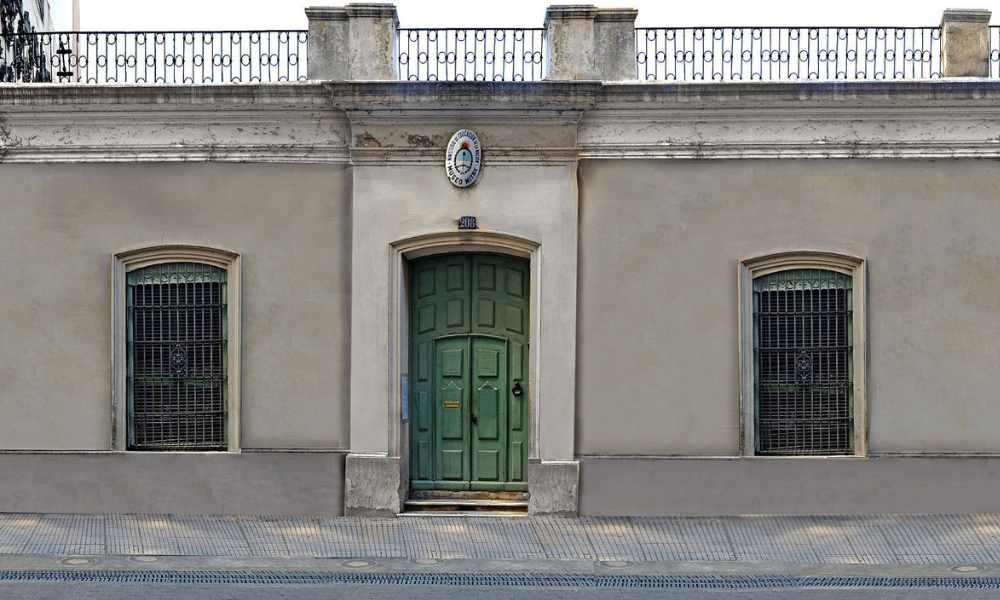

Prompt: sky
xmin=49 ymin=0 xmax=1000 ymax=31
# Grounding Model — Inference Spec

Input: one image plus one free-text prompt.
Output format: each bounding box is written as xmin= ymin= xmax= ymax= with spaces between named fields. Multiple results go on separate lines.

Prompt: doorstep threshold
xmin=402 ymin=497 xmax=529 ymax=517
xmin=405 ymin=499 xmax=527 ymax=508
xmin=398 ymin=510 xmax=527 ymax=518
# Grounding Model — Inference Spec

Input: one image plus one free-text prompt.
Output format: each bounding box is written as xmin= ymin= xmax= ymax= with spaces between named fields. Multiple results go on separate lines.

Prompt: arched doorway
xmin=407 ymin=252 xmax=530 ymax=498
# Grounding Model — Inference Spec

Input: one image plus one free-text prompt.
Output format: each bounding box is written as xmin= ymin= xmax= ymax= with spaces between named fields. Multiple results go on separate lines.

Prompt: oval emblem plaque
xmin=445 ymin=129 xmax=482 ymax=188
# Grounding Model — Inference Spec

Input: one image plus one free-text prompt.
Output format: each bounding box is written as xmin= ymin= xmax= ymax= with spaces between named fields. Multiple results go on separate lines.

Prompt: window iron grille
xmin=753 ymin=269 xmax=853 ymax=455
xmin=126 ymin=262 xmax=227 ymax=451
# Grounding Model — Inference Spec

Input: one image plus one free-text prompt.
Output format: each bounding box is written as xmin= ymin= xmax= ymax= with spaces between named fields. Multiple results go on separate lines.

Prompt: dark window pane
xmin=126 ymin=263 xmax=227 ymax=451
xmin=753 ymin=269 xmax=852 ymax=455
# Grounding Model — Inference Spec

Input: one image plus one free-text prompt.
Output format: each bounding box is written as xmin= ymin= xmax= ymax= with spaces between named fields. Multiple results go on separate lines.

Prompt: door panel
xmin=417 ymin=439 xmax=432 ymax=481
xmin=441 ymin=450 xmax=464 ymax=480
xmin=476 ymin=450 xmax=500 ymax=481
xmin=410 ymin=256 xmax=473 ymax=488
xmin=472 ymin=255 xmax=526 ymax=338
xmin=508 ymin=339 xmax=528 ymax=485
xmin=409 ymin=253 xmax=529 ymax=492
xmin=472 ymin=337 xmax=506 ymax=484
xmin=440 ymin=382 xmax=464 ymax=439
xmin=438 ymin=256 xmax=471 ymax=336
xmin=435 ymin=338 xmax=469 ymax=484
xmin=476 ymin=298 xmax=495 ymax=328
xmin=473 ymin=348 xmax=501 ymax=441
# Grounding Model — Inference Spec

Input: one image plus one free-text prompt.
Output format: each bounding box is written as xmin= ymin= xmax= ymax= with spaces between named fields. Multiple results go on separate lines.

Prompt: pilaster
xmin=306 ymin=3 xmax=399 ymax=80
xmin=544 ymin=5 xmax=638 ymax=80
xmin=941 ymin=8 xmax=992 ymax=77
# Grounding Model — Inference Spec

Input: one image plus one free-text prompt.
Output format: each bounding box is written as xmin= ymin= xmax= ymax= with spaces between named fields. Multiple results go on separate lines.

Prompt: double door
xmin=409 ymin=253 xmax=529 ymax=491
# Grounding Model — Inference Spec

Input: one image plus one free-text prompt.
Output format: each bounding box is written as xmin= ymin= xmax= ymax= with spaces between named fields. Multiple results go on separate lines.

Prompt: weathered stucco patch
xmin=355 ymin=131 xmax=382 ymax=148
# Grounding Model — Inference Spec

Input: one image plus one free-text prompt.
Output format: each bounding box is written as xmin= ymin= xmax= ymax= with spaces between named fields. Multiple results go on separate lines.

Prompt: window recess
xmin=753 ymin=269 xmax=853 ymax=456
xmin=126 ymin=262 xmax=228 ymax=451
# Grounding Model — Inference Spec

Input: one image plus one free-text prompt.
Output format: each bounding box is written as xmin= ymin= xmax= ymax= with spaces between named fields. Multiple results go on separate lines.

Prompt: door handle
xmin=512 ymin=380 xmax=523 ymax=397
xmin=471 ymin=414 xmax=479 ymax=426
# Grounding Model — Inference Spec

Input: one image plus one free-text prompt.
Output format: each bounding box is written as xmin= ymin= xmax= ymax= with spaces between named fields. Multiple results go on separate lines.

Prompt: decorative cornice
xmin=304 ymin=7 xmax=349 ymax=21
xmin=4 ymin=80 xmax=1000 ymax=163
xmin=344 ymin=2 xmax=398 ymax=20
xmin=594 ymin=8 xmax=639 ymax=22
xmin=942 ymin=8 xmax=991 ymax=24
xmin=544 ymin=5 xmax=599 ymax=21
xmin=0 ymin=101 xmax=350 ymax=164
xmin=325 ymin=81 xmax=600 ymax=111
xmin=578 ymin=141 xmax=1000 ymax=160
xmin=350 ymin=146 xmax=580 ymax=166
xmin=582 ymin=81 xmax=1000 ymax=160
xmin=0 ymin=82 xmax=332 ymax=106
xmin=6 ymin=79 xmax=1000 ymax=110
xmin=597 ymin=79 xmax=1000 ymax=109
xmin=0 ymin=146 xmax=350 ymax=164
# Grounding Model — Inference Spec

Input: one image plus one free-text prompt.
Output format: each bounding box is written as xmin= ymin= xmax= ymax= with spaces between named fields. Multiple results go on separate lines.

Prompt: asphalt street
xmin=0 ymin=583 xmax=998 ymax=599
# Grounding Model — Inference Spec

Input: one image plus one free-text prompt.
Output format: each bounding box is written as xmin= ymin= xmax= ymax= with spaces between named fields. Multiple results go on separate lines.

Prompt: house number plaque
xmin=457 ymin=216 xmax=478 ymax=230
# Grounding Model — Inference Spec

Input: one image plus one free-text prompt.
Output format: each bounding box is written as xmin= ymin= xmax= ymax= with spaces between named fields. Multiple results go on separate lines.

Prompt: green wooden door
xmin=410 ymin=253 xmax=528 ymax=492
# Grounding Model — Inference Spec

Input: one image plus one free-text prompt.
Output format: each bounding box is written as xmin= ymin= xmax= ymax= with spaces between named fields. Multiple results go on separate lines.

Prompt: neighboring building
xmin=3 ymin=0 xmax=51 ymax=32
xmin=1 ymin=0 xmax=53 ymax=82
xmin=1 ymin=5 xmax=1000 ymax=517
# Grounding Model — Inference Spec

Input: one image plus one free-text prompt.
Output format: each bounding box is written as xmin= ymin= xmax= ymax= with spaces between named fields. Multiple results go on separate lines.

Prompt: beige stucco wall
xmin=0 ymin=163 xmax=351 ymax=450
xmin=577 ymin=158 xmax=1000 ymax=456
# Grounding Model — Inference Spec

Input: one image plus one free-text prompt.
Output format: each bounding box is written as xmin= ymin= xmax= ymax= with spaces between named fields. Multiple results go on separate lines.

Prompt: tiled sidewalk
xmin=1 ymin=513 xmax=1000 ymax=565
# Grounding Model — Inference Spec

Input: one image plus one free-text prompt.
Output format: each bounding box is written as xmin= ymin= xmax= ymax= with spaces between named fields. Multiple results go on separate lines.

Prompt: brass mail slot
xmin=443 ymin=400 xmax=461 ymax=408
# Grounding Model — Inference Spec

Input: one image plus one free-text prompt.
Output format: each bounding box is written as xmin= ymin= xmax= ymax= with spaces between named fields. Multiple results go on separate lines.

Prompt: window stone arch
xmin=112 ymin=245 xmax=241 ymax=452
xmin=738 ymin=251 xmax=867 ymax=457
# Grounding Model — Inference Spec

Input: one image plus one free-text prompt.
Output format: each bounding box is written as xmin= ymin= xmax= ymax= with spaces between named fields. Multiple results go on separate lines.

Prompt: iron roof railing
xmin=0 ymin=30 xmax=308 ymax=84
xmin=636 ymin=26 xmax=941 ymax=81
xmin=990 ymin=25 xmax=1000 ymax=78
xmin=0 ymin=25 xmax=973 ymax=85
xmin=397 ymin=28 xmax=545 ymax=81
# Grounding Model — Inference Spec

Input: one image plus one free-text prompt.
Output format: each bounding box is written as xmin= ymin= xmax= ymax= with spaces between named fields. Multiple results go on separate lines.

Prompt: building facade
xmin=2 ymin=5 xmax=1000 ymax=517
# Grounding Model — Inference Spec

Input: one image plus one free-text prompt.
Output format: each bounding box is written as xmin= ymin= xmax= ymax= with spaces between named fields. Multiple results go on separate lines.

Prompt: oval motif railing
xmin=636 ymin=26 xmax=941 ymax=81
xmin=397 ymin=28 xmax=545 ymax=81
xmin=0 ymin=30 xmax=308 ymax=84
xmin=0 ymin=26 xmax=960 ymax=84
xmin=990 ymin=26 xmax=1000 ymax=78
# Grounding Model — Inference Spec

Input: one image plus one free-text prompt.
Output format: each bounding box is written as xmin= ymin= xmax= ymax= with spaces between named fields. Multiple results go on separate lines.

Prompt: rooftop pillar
xmin=941 ymin=8 xmax=992 ymax=77
xmin=544 ymin=5 xmax=638 ymax=80
xmin=306 ymin=3 xmax=399 ymax=80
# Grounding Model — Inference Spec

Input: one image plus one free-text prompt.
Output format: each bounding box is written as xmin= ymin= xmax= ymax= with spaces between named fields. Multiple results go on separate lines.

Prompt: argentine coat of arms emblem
xmin=445 ymin=129 xmax=482 ymax=188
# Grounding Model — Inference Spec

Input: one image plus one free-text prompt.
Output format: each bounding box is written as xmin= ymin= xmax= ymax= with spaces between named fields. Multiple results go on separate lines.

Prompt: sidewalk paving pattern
xmin=2 ymin=514 xmax=1000 ymax=565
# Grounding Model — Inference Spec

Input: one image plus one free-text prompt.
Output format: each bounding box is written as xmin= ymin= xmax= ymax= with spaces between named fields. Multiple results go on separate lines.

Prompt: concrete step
xmin=397 ymin=510 xmax=528 ymax=518
xmin=402 ymin=498 xmax=528 ymax=515
xmin=409 ymin=490 xmax=528 ymax=501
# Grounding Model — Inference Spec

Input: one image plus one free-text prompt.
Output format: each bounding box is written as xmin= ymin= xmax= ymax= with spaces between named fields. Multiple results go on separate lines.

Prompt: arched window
xmin=127 ymin=262 xmax=228 ymax=451
xmin=753 ymin=269 xmax=852 ymax=455
xmin=739 ymin=253 xmax=866 ymax=457
xmin=113 ymin=246 xmax=241 ymax=452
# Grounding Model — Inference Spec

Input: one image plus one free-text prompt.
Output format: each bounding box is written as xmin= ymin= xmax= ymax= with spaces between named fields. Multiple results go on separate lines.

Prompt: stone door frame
xmin=392 ymin=234 xmax=539 ymax=467
xmin=345 ymin=229 xmax=580 ymax=516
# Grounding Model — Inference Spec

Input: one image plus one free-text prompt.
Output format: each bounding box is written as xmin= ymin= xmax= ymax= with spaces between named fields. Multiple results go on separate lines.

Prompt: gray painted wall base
xmin=528 ymin=460 xmax=580 ymax=515
xmin=0 ymin=452 xmax=345 ymax=515
xmin=580 ymin=456 xmax=1000 ymax=516
xmin=344 ymin=454 xmax=402 ymax=517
